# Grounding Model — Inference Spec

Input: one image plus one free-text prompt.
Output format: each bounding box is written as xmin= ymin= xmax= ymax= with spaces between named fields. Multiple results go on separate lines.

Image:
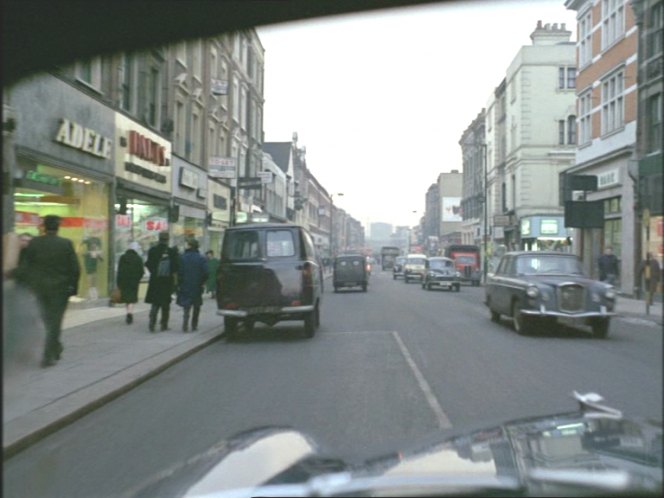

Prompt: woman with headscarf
xmin=117 ymin=241 xmax=145 ymax=324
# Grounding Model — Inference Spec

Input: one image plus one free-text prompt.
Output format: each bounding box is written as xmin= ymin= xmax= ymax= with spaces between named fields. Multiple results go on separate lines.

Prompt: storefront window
xmin=172 ymin=216 xmax=205 ymax=252
xmin=14 ymin=162 xmax=110 ymax=300
xmin=604 ymin=218 xmax=622 ymax=258
xmin=114 ymin=199 xmax=169 ymax=272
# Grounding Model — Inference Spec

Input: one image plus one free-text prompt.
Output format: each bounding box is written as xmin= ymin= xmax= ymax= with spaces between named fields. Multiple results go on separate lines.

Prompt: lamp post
xmin=330 ymin=192 xmax=344 ymax=258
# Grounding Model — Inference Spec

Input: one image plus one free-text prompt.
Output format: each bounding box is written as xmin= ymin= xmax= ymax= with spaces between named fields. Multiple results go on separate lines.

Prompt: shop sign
xmin=493 ymin=215 xmax=511 ymax=226
xmin=238 ymin=177 xmax=262 ymax=190
xmin=258 ymin=171 xmax=273 ymax=184
xmin=83 ymin=218 xmax=108 ymax=230
xmin=55 ymin=118 xmax=112 ymax=159
xmin=25 ymin=170 xmax=61 ymax=186
xmin=494 ymin=226 xmax=505 ymax=239
xmin=125 ymin=162 xmax=167 ymax=184
xmin=540 ymin=219 xmax=559 ymax=235
xmin=521 ymin=218 xmax=531 ymax=236
xmin=213 ymin=194 xmax=227 ymax=210
xmin=128 ymin=130 xmax=168 ymax=166
xmin=15 ymin=211 xmax=41 ymax=225
xmin=597 ymin=169 xmax=619 ymax=189
xmin=115 ymin=214 xmax=131 ymax=228
xmin=209 ymin=157 xmax=237 ymax=179
xmin=179 ymin=168 xmax=199 ymax=189
xmin=145 ymin=217 xmax=168 ymax=232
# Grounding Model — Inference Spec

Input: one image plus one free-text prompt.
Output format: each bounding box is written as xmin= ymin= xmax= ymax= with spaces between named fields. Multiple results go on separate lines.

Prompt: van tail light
xmin=302 ymin=262 xmax=313 ymax=287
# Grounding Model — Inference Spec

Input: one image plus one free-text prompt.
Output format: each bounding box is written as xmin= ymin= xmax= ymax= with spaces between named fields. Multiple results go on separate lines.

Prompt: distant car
xmin=333 ymin=254 xmax=369 ymax=292
xmin=403 ymin=254 xmax=427 ymax=283
xmin=216 ymin=223 xmax=323 ymax=339
xmin=485 ymin=251 xmax=616 ymax=337
xmin=421 ymin=257 xmax=461 ymax=292
xmin=393 ymin=256 xmax=407 ymax=280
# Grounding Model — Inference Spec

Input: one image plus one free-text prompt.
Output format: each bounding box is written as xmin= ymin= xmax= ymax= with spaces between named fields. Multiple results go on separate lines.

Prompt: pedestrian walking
xmin=639 ymin=252 xmax=662 ymax=306
xmin=205 ymin=250 xmax=219 ymax=298
xmin=145 ymin=231 xmax=179 ymax=332
xmin=177 ymin=239 xmax=208 ymax=332
xmin=598 ymin=246 xmax=619 ymax=284
xmin=16 ymin=215 xmax=81 ymax=367
xmin=117 ymin=241 xmax=145 ymax=324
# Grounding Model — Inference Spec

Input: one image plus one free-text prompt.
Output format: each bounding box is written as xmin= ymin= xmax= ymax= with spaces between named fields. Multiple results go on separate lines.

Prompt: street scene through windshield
xmin=2 ymin=0 xmax=663 ymax=497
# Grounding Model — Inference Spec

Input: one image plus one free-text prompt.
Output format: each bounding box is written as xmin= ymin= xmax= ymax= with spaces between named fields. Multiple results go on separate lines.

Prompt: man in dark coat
xmin=177 ymin=238 xmax=208 ymax=332
xmin=117 ymin=241 xmax=144 ymax=324
xmin=639 ymin=252 xmax=662 ymax=306
xmin=18 ymin=215 xmax=81 ymax=367
xmin=598 ymin=246 xmax=619 ymax=284
xmin=145 ymin=231 xmax=179 ymax=332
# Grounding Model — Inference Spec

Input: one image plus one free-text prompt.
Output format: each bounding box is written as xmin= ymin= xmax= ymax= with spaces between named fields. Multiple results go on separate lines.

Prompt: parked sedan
xmin=485 ymin=251 xmax=616 ymax=337
xmin=421 ymin=257 xmax=461 ymax=291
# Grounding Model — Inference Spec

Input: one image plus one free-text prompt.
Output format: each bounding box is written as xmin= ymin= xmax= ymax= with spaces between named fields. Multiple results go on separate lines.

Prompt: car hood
xmin=133 ymin=393 xmax=662 ymax=497
xmin=428 ymin=268 xmax=454 ymax=275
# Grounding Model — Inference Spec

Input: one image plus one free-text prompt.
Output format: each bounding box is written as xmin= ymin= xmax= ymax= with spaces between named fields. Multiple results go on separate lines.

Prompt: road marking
xmin=322 ymin=330 xmax=393 ymax=336
xmin=391 ymin=331 xmax=453 ymax=429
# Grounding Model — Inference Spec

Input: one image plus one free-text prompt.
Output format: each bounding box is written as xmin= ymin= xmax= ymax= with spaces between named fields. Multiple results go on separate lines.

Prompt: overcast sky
xmin=257 ymin=0 xmax=578 ymax=231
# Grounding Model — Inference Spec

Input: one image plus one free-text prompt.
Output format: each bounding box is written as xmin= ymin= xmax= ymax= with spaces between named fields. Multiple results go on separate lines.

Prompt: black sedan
xmin=485 ymin=252 xmax=616 ymax=337
xmin=421 ymin=257 xmax=461 ymax=291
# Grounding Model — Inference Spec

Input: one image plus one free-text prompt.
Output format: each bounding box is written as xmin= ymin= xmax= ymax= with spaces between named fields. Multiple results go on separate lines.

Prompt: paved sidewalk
xmin=2 ymin=275 xmax=659 ymax=459
xmin=3 ymin=296 xmax=225 ymax=458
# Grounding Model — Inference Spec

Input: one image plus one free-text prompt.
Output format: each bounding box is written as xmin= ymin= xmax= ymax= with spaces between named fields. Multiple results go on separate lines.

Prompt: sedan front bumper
xmin=217 ymin=304 xmax=315 ymax=318
xmin=521 ymin=304 xmax=615 ymax=318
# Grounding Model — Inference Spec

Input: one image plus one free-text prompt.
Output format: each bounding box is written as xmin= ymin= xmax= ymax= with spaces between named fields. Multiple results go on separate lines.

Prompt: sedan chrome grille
xmin=558 ymin=284 xmax=585 ymax=312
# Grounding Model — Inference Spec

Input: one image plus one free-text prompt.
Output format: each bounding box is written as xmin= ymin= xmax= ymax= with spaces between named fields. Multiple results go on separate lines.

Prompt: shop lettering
xmin=55 ymin=119 xmax=112 ymax=159
xmin=125 ymin=162 xmax=167 ymax=184
xmin=145 ymin=219 xmax=168 ymax=231
xmin=128 ymin=130 xmax=167 ymax=166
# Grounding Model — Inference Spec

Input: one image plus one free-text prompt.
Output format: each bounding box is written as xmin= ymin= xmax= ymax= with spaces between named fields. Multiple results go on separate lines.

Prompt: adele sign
xmin=54 ymin=118 xmax=112 ymax=159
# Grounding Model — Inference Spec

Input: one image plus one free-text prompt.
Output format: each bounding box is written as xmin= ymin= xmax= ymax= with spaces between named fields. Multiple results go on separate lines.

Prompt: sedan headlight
xmin=455 ymin=272 xmax=461 ymax=278
xmin=526 ymin=286 xmax=540 ymax=298
xmin=605 ymin=288 xmax=616 ymax=300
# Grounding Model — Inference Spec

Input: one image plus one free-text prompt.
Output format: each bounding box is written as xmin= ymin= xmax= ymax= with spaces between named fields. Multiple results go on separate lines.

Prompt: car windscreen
xmin=429 ymin=259 xmax=453 ymax=270
xmin=515 ymin=255 xmax=584 ymax=275
xmin=408 ymin=258 xmax=426 ymax=265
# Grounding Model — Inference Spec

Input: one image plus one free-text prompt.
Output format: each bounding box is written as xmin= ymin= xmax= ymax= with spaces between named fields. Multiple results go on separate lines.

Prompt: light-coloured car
xmin=403 ymin=254 xmax=427 ymax=283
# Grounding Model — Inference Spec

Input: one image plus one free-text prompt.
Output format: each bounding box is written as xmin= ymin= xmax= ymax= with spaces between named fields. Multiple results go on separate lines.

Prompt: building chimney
xmin=537 ymin=20 xmax=542 ymax=29
xmin=561 ymin=23 xmax=566 ymax=30
xmin=553 ymin=23 xmax=558 ymax=30
xmin=530 ymin=20 xmax=572 ymax=45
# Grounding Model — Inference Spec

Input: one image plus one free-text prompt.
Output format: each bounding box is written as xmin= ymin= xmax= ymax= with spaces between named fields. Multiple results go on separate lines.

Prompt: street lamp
xmin=330 ymin=192 xmax=344 ymax=258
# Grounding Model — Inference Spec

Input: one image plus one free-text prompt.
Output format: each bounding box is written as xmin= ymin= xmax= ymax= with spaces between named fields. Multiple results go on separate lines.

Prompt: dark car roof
xmin=226 ymin=223 xmax=302 ymax=231
xmin=504 ymin=251 xmax=577 ymax=257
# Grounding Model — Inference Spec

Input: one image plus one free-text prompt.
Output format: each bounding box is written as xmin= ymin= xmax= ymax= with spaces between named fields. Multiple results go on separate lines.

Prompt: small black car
xmin=333 ymin=254 xmax=369 ymax=292
xmin=485 ymin=251 xmax=616 ymax=337
xmin=217 ymin=223 xmax=323 ymax=339
xmin=421 ymin=256 xmax=461 ymax=292
xmin=392 ymin=256 xmax=406 ymax=280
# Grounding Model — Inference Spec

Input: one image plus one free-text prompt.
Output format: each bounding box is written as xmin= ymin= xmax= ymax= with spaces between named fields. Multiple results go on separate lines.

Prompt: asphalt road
xmin=4 ymin=270 xmax=662 ymax=497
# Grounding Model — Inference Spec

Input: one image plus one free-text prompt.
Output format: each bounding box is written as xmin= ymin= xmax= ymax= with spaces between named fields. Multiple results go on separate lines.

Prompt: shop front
xmin=519 ymin=215 xmax=572 ymax=253
xmin=207 ymin=178 xmax=232 ymax=255
xmin=171 ymin=156 xmax=208 ymax=252
xmin=114 ymin=113 xmax=172 ymax=275
xmin=9 ymin=74 xmax=115 ymax=301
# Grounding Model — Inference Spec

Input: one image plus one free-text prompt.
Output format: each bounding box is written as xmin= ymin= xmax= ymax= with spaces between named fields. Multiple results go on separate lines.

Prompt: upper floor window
xmin=558 ymin=120 xmax=566 ymax=145
xmin=579 ymin=11 xmax=593 ymax=66
xmin=119 ymin=53 xmax=135 ymax=112
xmin=145 ymin=66 xmax=161 ymax=128
xmin=579 ymin=90 xmax=593 ymax=145
xmin=176 ymin=42 xmax=187 ymax=66
xmin=76 ymin=58 xmax=101 ymax=89
xmin=647 ymin=93 xmax=662 ymax=153
xmin=558 ymin=67 xmax=576 ymax=89
xmin=601 ymin=70 xmax=624 ymax=135
xmin=647 ymin=3 xmax=663 ymax=58
xmin=192 ymin=40 xmax=202 ymax=81
xmin=567 ymin=115 xmax=577 ymax=144
xmin=601 ymin=0 xmax=625 ymax=50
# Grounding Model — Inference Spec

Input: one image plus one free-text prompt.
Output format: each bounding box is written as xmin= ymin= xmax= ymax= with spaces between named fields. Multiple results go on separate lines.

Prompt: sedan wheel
xmin=512 ymin=302 xmax=533 ymax=335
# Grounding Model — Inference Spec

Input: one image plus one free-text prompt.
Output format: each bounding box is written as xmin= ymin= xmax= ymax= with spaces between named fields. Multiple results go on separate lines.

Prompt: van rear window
xmin=224 ymin=231 xmax=261 ymax=260
xmin=266 ymin=230 xmax=295 ymax=257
